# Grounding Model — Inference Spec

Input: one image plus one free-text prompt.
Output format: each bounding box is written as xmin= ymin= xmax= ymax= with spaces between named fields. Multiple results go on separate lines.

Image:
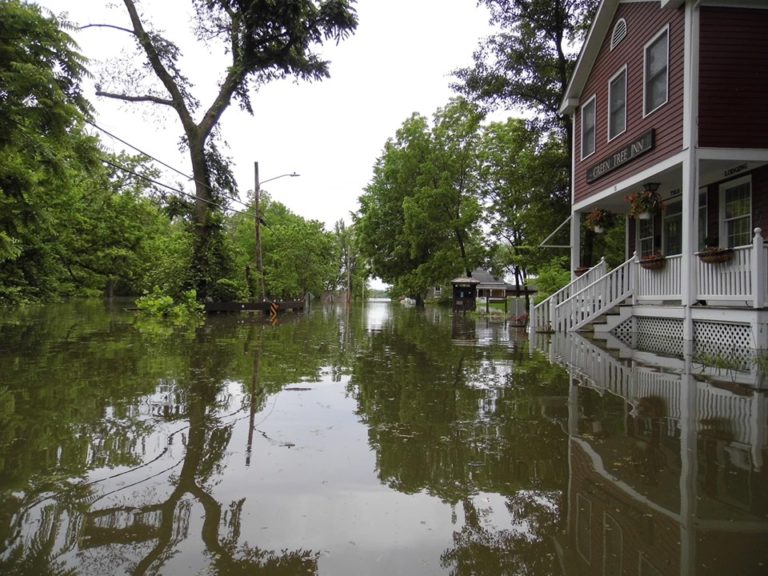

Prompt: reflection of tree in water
xmin=0 ymin=317 xmax=320 ymax=575
xmin=441 ymin=491 xmax=562 ymax=576
xmin=350 ymin=315 xmax=570 ymax=575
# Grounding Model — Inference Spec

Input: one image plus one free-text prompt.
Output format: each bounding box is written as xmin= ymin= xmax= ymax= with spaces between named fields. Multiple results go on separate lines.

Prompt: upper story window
xmin=721 ymin=176 xmax=752 ymax=247
xmin=611 ymin=18 xmax=627 ymax=50
xmin=608 ymin=67 xmax=627 ymax=140
xmin=644 ymin=26 xmax=669 ymax=116
xmin=581 ymin=96 xmax=596 ymax=159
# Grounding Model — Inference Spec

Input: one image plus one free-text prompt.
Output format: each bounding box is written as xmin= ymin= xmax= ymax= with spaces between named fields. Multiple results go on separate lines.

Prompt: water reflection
xmin=537 ymin=332 xmax=768 ymax=575
xmin=0 ymin=302 xmax=766 ymax=574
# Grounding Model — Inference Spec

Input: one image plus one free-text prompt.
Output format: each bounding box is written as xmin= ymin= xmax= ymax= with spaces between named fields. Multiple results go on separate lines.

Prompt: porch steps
xmin=579 ymin=300 xmax=633 ymax=336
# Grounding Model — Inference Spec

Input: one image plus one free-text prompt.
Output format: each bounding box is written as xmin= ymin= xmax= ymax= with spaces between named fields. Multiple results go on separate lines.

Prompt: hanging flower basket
xmin=574 ymin=266 xmax=589 ymax=277
xmin=698 ymin=247 xmax=734 ymax=264
xmin=626 ymin=188 xmax=662 ymax=218
xmin=639 ymin=253 xmax=666 ymax=270
xmin=584 ymin=208 xmax=611 ymax=233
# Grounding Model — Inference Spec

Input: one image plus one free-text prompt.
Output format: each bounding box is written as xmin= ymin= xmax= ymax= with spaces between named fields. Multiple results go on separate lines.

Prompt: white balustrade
xmin=636 ymin=253 xmax=682 ymax=302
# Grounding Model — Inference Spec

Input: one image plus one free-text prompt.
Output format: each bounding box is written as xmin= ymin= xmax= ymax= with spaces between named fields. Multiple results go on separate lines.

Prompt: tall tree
xmin=453 ymin=0 xmax=598 ymax=146
xmin=93 ymin=0 xmax=358 ymax=299
xmin=0 ymin=0 xmax=97 ymax=302
xmin=478 ymin=118 xmax=569 ymax=294
xmin=356 ymin=99 xmax=485 ymax=303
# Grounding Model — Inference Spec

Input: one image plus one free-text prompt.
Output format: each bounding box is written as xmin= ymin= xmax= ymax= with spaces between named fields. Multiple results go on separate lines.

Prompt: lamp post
xmin=254 ymin=161 xmax=300 ymax=301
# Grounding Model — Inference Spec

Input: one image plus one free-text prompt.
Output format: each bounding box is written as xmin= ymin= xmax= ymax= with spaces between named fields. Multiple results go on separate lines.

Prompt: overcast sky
xmin=36 ymin=0 xmax=498 ymax=229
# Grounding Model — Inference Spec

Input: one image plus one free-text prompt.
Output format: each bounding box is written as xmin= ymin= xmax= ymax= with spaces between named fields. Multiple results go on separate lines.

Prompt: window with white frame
xmin=608 ymin=67 xmax=627 ymax=140
xmin=603 ymin=514 xmax=623 ymax=576
xmin=639 ymin=218 xmax=655 ymax=257
xmin=698 ymin=188 xmax=708 ymax=250
xmin=721 ymin=176 xmax=752 ymax=247
xmin=644 ymin=27 xmax=669 ymax=115
xmin=581 ymin=96 xmax=596 ymax=158
xmin=663 ymin=199 xmax=682 ymax=255
xmin=576 ymin=494 xmax=592 ymax=563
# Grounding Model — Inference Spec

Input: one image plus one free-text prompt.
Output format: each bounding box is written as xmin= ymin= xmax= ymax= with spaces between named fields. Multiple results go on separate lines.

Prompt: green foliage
xmin=135 ymin=287 xmax=204 ymax=320
xmin=356 ymin=99 xmax=486 ymax=301
xmin=532 ymin=258 xmax=570 ymax=303
xmin=453 ymin=0 xmax=599 ymax=140
xmin=93 ymin=0 xmax=358 ymax=299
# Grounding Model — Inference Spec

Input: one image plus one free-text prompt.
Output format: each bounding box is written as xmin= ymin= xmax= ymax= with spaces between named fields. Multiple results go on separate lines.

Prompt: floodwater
xmin=0 ymin=300 xmax=766 ymax=575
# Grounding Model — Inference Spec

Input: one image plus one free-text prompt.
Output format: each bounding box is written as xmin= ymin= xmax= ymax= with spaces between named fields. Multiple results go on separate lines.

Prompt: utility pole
xmin=253 ymin=162 xmax=300 ymax=303
xmin=254 ymin=162 xmax=265 ymax=301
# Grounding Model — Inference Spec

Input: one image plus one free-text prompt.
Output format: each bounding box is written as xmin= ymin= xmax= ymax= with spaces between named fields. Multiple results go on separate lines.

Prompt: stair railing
xmin=530 ymin=258 xmax=607 ymax=333
xmin=554 ymin=256 xmax=635 ymax=332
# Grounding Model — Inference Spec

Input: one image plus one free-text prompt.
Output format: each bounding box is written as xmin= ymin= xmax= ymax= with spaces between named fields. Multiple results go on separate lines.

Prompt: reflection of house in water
xmin=536 ymin=333 xmax=768 ymax=575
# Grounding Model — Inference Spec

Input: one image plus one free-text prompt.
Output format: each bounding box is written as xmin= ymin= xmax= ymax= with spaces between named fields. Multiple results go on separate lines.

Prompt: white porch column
xmin=681 ymin=155 xmax=698 ymax=341
xmin=571 ymin=211 xmax=582 ymax=277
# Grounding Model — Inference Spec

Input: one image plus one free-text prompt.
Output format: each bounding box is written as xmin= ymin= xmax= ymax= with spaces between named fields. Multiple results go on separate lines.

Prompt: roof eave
xmin=560 ymin=0 xmax=621 ymax=115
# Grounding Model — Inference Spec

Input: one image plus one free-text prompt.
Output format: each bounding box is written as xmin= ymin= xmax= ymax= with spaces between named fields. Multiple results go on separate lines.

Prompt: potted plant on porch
xmin=584 ymin=208 xmax=611 ymax=234
xmin=626 ymin=182 xmax=662 ymax=220
xmin=698 ymin=238 xmax=735 ymax=264
xmin=639 ymin=251 xmax=666 ymax=270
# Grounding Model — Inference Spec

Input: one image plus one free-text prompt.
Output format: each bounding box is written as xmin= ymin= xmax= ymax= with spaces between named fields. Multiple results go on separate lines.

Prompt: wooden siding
xmin=699 ymin=7 xmax=768 ymax=149
xmin=574 ymin=2 xmax=685 ymax=204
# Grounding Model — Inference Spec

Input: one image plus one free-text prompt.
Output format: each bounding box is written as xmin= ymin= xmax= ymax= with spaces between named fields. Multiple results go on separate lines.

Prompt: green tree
xmin=92 ymin=0 xmax=358 ymax=300
xmin=478 ymin=119 xmax=570 ymax=296
xmin=333 ymin=219 xmax=365 ymax=301
xmin=0 ymin=0 xmax=97 ymax=302
xmin=356 ymin=99 xmax=485 ymax=304
xmin=453 ymin=0 xmax=598 ymax=144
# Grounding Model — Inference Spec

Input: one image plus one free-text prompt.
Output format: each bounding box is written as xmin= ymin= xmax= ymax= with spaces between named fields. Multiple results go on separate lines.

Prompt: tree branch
xmin=79 ymin=23 xmax=135 ymax=35
xmin=95 ymin=89 xmax=174 ymax=107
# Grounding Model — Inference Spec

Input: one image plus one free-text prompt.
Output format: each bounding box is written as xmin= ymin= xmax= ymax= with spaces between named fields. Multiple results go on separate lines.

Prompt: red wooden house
xmin=532 ymin=0 xmax=768 ymax=354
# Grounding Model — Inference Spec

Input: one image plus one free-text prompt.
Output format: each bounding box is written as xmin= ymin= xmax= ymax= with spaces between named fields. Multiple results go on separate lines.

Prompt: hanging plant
xmin=625 ymin=188 xmax=662 ymax=218
xmin=584 ymin=208 xmax=611 ymax=233
xmin=639 ymin=251 xmax=666 ymax=270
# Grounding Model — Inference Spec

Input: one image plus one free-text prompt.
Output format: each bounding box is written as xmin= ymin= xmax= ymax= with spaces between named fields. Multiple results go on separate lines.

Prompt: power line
xmin=100 ymin=157 xmax=248 ymax=216
xmin=86 ymin=119 xmax=252 ymax=209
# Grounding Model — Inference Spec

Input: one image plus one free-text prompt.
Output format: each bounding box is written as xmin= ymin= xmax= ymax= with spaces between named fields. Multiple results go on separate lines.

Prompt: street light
xmin=254 ymin=161 xmax=300 ymax=301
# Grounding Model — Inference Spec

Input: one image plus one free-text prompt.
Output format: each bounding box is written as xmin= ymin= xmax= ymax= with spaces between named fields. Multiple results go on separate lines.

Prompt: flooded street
xmin=1 ymin=300 xmax=766 ymax=575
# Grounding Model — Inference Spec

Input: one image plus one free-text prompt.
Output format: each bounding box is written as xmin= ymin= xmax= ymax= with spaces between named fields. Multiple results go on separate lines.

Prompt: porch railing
xmin=636 ymin=253 xmax=682 ymax=302
xmin=530 ymin=229 xmax=767 ymax=333
xmin=553 ymin=257 xmax=634 ymax=331
xmin=530 ymin=258 xmax=607 ymax=331
xmin=695 ymin=228 xmax=767 ymax=307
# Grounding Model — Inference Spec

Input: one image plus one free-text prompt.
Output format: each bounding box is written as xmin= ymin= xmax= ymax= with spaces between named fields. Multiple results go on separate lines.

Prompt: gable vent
xmin=611 ymin=18 xmax=627 ymax=50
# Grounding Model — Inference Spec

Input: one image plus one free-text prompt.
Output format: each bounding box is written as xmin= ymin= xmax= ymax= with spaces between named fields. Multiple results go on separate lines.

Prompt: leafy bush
xmin=135 ymin=288 xmax=203 ymax=320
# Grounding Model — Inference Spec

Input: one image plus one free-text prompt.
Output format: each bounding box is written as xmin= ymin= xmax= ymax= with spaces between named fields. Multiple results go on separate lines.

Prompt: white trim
xmin=607 ymin=65 xmax=628 ymax=142
xmin=581 ymin=95 xmax=597 ymax=160
xmin=682 ymin=0 xmax=698 ymax=150
xmin=572 ymin=151 xmax=687 ymax=212
xmin=697 ymin=148 xmax=768 ymax=161
xmin=643 ymin=24 xmax=670 ymax=118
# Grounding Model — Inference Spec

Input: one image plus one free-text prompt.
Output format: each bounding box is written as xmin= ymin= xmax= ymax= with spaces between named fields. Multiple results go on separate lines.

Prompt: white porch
xmin=530 ymin=228 xmax=768 ymax=350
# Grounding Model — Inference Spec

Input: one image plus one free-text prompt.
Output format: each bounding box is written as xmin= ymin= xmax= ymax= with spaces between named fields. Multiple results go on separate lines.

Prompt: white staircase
xmin=531 ymin=256 xmax=635 ymax=333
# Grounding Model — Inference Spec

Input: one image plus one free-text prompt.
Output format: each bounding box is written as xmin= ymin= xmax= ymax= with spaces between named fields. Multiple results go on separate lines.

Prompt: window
xmin=576 ymin=495 xmax=592 ymax=563
xmin=639 ymin=218 xmax=655 ymax=258
xmin=721 ymin=176 xmax=752 ymax=247
xmin=644 ymin=27 xmax=669 ymax=115
xmin=603 ymin=514 xmax=623 ymax=576
xmin=581 ymin=96 xmax=596 ymax=158
xmin=698 ymin=188 xmax=708 ymax=250
xmin=609 ymin=68 xmax=627 ymax=140
xmin=663 ymin=200 xmax=682 ymax=255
